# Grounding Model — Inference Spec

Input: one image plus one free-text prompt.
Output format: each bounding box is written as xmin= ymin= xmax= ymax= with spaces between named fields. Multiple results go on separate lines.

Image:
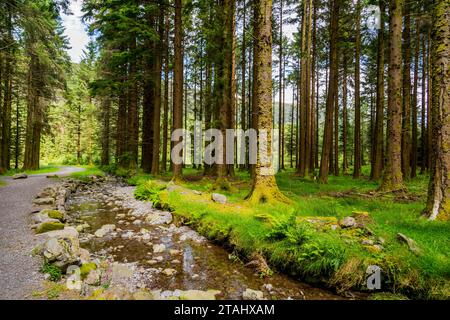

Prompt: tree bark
xmin=379 ymin=0 xmax=405 ymax=192
xmin=371 ymin=0 xmax=385 ymax=180
xmin=162 ymin=14 xmax=170 ymax=173
xmin=247 ymin=0 xmax=286 ymax=204
xmin=172 ymin=0 xmax=183 ymax=180
xmin=401 ymin=1 xmax=412 ymax=179
xmin=318 ymin=0 xmax=339 ymax=184
xmin=424 ymin=0 xmax=450 ymax=220
xmin=411 ymin=19 xmax=419 ymax=179
xmin=353 ymin=0 xmax=362 ymax=178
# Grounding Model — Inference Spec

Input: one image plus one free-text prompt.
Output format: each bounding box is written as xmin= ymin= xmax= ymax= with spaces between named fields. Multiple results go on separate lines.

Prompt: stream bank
xmin=30 ymin=175 xmax=347 ymax=300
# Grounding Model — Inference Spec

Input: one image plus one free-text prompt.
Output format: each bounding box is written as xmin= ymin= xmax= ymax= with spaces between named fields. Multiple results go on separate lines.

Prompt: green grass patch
xmin=2 ymin=165 xmax=60 ymax=176
xmin=70 ymin=165 xmax=105 ymax=181
xmin=130 ymin=167 xmax=449 ymax=299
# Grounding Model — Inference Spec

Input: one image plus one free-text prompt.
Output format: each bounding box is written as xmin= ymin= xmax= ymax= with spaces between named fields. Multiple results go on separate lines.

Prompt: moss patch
xmin=36 ymin=221 xmax=65 ymax=234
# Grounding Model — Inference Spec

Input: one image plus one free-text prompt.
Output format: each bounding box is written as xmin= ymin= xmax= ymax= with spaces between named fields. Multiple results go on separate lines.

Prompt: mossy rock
xmin=80 ymin=262 xmax=97 ymax=279
xmin=36 ymin=221 xmax=65 ymax=234
xmin=42 ymin=209 xmax=64 ymax=221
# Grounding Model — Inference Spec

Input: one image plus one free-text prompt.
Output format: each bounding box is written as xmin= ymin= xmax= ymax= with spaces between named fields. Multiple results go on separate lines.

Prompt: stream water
xmin=67 ymin=179 xmax=346 ymax=300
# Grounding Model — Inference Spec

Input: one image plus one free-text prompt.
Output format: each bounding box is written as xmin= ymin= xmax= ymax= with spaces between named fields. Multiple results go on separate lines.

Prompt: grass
xmin=126 ymin=165 xmax=450 ymax=300
xmin=69 ymin=165 xmax=105 ymax=180
xmin=2 ymin=164 xmax=60 ymax=176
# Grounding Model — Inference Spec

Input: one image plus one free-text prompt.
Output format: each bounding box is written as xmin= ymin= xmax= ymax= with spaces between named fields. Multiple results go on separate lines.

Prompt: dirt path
xmin=0 ymin=166 xmax=84 ymax=300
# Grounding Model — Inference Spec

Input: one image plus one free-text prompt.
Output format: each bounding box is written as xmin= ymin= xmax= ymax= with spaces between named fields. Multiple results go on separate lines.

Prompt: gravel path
xmin=0 ymin=166 xmax=84 ymax=300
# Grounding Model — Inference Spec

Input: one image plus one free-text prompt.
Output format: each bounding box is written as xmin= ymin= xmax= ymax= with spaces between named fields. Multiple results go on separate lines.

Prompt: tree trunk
xmin=100 ymin=97 xmax=110 ymax=166
xmin=401 ymin=1 xmax=412 ymax=179
xmin=342 ymin=55 xmax=348 ymax=174
xmin=353 ymin=0 xmax=362 ymax=178
xmin=379 ymin=0 xmax=404 ymax=192
xmin=424 ymin=0 xmax=450 ymax=220
xmin=318 ymin=0 xmax=339 ymax=184
xmin=247 ymin=0 xmax=286 ymax=204
xmin=420 ymin=34 xmax=427 ymax=174
xmin=411 ymin=19 xmax=419 ymax=178
xmin=172 ymin=0 xmax=183 ymax=180
xmin=128 ymin=38 xmax=139 ymax=171
xmin=162 ymin=14 xmax=170 ymax=173
xmin=371 ymin=0 xmax=385 ymax=181
xmin=151 ymin=11 xmax=164 ymax=176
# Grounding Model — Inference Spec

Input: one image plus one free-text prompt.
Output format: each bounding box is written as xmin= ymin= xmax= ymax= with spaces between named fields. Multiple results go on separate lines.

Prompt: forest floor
xmin=0 ymin=166 xmax=84 ymax=299
xmin=123 ymin=166 xmax=450 ymax=300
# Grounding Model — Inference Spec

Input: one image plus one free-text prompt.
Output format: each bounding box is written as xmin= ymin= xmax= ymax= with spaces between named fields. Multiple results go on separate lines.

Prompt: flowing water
xmin=67 ymin=180 xmax=348 ymax=300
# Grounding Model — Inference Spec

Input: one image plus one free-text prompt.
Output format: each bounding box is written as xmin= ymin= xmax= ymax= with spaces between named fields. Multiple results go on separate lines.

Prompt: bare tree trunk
xmin=319 ymin=0 xmax=339 ymax=184
xmin=162 ymin=14 xmax=170 ymax=173
xmin=371 ymin=0 xmax=385 ymax=180
xmin=100 ymin=97 xmax=110 ymax=166
xmin=411 ymin=19 xmax=419 ymax=178
xmin=379 ymin=0 xmax=404 ymax=192
xmin=128 ymin=38 xmax=139 ymax=170
xmin=172 ymin=0 xmax=183 ymax=180
xmin=77 ymin=104 xmax=81 ymax=164
xmin=424 ymin=0 xmax=450 ymax=220
xmin=353 ymin=0 xmax=361 ymax=178
xmin=420 ymin=35 xmax=427 ymax=174
xmin=401 ymin=1 xmax=412 ymax=179
xmin=151 ymin=10 xmax=164 ymax=175
xmin=342 ymin=55 xmax=348 ymax=174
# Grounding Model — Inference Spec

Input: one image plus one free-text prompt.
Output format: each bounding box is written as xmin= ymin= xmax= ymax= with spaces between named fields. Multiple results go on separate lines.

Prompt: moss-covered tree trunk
xmin=379 ymin=0 xmax=405 ymax=192
xmin=424 ymin=0 xmax=450 ymax=221
xmin=247 ymin=0 xmax=286 ymax=204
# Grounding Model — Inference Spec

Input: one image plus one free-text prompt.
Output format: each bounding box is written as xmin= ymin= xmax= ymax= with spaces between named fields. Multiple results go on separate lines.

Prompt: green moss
xmin=126 ymin=166 xmax=450 ymax=300
xmin=42 ymin=209 xmax=64 ymax=221
xmin=80 ymin=262 xmax=97 ymax=279
xmin=36 ymin=221 xmax=65 ymax=234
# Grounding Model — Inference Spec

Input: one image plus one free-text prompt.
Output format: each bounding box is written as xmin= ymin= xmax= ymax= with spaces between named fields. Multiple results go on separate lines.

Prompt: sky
xmin=61 ymin=0 xmax=90 ymax=63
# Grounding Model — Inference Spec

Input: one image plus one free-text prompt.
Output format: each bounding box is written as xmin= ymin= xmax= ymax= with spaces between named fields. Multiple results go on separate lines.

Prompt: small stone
xmin=361 ymin=239 xmax=374 ymax=246
xmin=171 ymin=259 xmax=181 ymax=264
xmin=85 ymin=269 xmax=101 ymax=285
xmin=263 ymin=284 xmax=273 ymax=292
xmin=146 ymin=260 xmax=158 ymax=265
xmin=12 ymin=173 xmax=28 ymax=179
xmin=33 ymin=197 xmax=55 ymax=206
xmin=162 ymin=268 xmax=177 ymax=276
xmin=154 ymin=256 xmax=164 ymax=262
xmin=211 ymin=193 xmax=227 ymax=204
xmin=397 ymin=233 xmax=421 ymax=255
xmin=169 ymin=249 xmax=182 ymax=255
xmin=377 ymin=237 xmax=386 ymax=245
xmin=133 ymin=219 xmax=142 ymax=225
xmin=179 ymin=290 xmax=221 ymax=300
xmin=153 ymin=243 xmax=166 ymax=253
xmin=340 ymin=216 xmax=356 ymax=228
xmin=242 ymin=288 xmax=264 ymax=300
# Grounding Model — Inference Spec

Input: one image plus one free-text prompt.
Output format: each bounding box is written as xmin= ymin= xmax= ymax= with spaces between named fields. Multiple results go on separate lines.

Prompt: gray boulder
xmin=12 ymin=173 xmax=27 ymax=179
xmin=33 ymin=197 xmax=55 ymax=205
xmin=42 ymin=235 xmax=81 ymax=269
xmin=242 ymin=288 xmax=264 ymax=300
xmin=340 ymin=216 xmax=357 ymax=228
xmin=211 ymin=193 xmax=227 ymax=204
